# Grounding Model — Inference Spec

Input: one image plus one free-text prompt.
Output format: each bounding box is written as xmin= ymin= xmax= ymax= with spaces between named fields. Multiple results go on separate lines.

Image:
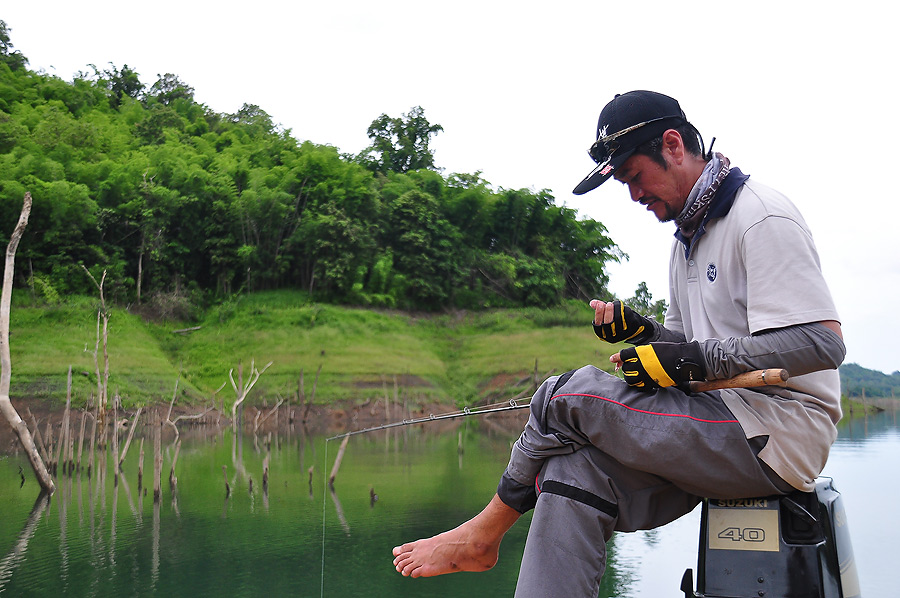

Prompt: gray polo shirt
xmin=665 ymin=177 xmax=841 ymax=492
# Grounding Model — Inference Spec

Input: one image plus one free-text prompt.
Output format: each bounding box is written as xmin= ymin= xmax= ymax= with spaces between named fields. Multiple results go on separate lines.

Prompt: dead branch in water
xmin=254 ymin=397 xmax=284 ymax=433
xmin=328 ymin=435 xmax=350 ymax=487
xmin=118 ymin=407 xmax=142 ymax=470
xmin=87 ymin=400 xmax=98 ymax=478
xmin=76 ymin=409 xmax=88 ymax=472
xmin=26 ymin=409 xmax=50 ymax=467
xmin=0 ymin=192 xmax=55 ymax=494
xmin=169 ymin=439 xmax=181 ymax=491
xmin=223 ymin=465 xmax=231 ymax=498
xmin=55 ymin=367 xmax=72 ymax=476
xmin=171 ymin=407 xmax=216 ymax=427
xmin=153 ymin=410 xmax=162 ymax=502
xmin=163 ymin=378 xmax=184 ymax=439
xmin=228 ymin=359 xmax=273 ymax=431
xmin=138 ymin=437 xmax=145 ymax=491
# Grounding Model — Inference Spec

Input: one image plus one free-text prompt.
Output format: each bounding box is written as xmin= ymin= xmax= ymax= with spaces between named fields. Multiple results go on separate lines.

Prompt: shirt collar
xmin=675 ymin=167 xmax=750 ymax=257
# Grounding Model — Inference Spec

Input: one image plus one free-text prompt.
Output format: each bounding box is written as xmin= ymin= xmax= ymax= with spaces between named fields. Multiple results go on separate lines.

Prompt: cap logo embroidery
xmin=706 ymin=263 xmax=717 ymax=283
xmin=600 ymin=165 xmax=613 ymax=175
xmin=598 ymin=125 xmax=609 ymax=138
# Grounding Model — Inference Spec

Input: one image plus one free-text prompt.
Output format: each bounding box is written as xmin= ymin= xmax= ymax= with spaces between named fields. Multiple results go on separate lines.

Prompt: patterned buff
xmin=675 ymin=152 xmax=731 ymax=239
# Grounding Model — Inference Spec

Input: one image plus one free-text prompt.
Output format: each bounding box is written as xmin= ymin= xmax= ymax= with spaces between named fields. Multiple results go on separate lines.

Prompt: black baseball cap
xmin=573 ymin=91 xmax=689 ymax=195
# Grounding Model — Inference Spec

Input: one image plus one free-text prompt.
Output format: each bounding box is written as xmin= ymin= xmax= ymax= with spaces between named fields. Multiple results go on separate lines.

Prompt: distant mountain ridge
xmin=840 ymin=363 xmax=900 ymax=398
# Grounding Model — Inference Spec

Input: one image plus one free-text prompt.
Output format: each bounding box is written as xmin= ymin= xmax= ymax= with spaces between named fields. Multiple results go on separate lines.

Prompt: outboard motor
xmin=681 ymin=477 xmax=861 ymax=597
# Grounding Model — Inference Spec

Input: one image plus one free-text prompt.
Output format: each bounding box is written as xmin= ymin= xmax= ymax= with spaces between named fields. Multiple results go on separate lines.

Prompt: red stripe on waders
xmin=548 ymin=392 xmax=740 ymax=424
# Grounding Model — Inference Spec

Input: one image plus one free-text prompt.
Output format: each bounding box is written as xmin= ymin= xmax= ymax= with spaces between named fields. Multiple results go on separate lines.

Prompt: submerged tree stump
xmin=153 ymin=410 xmax=162 ymax=502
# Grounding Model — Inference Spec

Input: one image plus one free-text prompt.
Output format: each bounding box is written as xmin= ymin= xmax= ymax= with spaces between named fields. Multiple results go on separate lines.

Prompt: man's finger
xmin=602 ymin=301 xmax=615 ymax=325
xmin=591 ymin=299 xmax=607 ymax=325
xmin=610 ymin=353 xmax=623 ymax=370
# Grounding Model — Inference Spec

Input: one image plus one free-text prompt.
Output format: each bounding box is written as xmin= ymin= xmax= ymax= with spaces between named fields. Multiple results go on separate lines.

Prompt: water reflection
xmin=0 ymin=406 xmax=897 ymax=597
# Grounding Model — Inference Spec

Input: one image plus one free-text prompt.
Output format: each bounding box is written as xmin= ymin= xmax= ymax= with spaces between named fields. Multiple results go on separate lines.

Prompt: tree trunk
xmin=0 ymin=193 xmax=55 ymax=494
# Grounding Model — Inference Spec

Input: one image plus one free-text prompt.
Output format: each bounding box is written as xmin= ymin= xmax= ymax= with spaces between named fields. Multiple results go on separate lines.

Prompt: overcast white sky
xmin=4 ymin=1 xmax=899 ymax=374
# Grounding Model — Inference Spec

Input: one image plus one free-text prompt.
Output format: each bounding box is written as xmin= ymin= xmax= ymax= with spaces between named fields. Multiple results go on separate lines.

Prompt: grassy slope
xmin=5 ymin=291 xmax=623 ymax=409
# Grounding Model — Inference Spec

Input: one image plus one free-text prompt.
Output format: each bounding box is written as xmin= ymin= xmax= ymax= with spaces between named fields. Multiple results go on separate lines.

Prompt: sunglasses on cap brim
xmin=587 ymin=116 xmax=680 ymax=164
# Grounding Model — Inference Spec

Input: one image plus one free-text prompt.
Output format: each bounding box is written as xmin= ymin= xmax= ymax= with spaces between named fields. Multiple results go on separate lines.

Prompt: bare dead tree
xmin=164 ymin=378 xmax=180 ymax=439
xmin=0 ymin=193 xmax=55 ymax=494
xmin=82 ymin=266 xmax=110 ymax=430
xmin=228 ymin=359 xmax=273 ymax=432
xmin=163 ymin=377 xmax=215 ymax=438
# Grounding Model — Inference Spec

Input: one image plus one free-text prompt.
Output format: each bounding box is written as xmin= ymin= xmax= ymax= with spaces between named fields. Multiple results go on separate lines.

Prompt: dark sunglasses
xmin=587 ymin=116 xmax=676 ymax=164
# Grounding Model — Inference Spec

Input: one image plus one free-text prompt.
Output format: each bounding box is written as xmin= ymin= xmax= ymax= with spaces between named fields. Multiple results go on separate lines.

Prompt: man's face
xmin=613 ymin=153 xmax=687 ymax=222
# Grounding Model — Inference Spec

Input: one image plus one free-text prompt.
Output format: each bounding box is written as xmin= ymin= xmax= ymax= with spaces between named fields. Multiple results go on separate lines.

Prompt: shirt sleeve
xmin=741 ymin=215 xmax=840 ymax=334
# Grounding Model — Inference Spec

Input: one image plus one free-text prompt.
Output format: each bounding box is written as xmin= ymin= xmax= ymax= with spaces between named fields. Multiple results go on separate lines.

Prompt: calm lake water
xmin=0 ymin=407 xmax=896 ymax=597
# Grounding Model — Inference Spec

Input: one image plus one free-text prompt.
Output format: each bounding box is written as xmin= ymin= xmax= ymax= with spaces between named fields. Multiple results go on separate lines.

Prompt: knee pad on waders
xmin=531 ymin=369 xmax=577 ymax=435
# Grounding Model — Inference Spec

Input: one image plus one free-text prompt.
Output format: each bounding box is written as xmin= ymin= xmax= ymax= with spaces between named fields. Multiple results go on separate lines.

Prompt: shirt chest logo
xmin=706 ymin=263 xmax=717 ymax=283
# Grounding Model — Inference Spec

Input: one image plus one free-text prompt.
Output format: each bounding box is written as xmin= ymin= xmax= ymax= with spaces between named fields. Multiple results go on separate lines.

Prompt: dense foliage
xmin=839 ymin=363 xmax=900 ymax=399
xmin=0 ymin=21 xmax=626 ymax=314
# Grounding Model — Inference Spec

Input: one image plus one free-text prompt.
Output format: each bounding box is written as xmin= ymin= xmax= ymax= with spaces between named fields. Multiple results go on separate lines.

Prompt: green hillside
xmin=0 ymin=20 xmax=621 ymax=315
xmin=5 ymin=292 xmax=893 ymax=411
xmin=4 ymin=291 xmax=619 ymax=409
xmin=839 ymin=363 xmax=900 ymax=399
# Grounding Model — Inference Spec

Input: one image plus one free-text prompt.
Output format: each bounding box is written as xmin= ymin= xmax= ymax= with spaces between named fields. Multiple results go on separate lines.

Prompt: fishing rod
xmin=327 ymin=398 xmax=531 ymax=441
xmin=326 ymin=368 xmax=789 ymax=442
xmin=319 ymin=367 xmax=792 ymax=597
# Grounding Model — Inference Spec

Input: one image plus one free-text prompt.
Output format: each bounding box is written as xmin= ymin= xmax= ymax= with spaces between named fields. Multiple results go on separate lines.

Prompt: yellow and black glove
xmin=593 ymin=301 xmax=654 ymax=344
xmin=619 ymin=341 xmax=706 ymax=391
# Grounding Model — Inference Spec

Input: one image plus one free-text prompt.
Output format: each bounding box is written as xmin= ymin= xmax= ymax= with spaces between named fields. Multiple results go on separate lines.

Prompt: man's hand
xmin=616 ymin=342 xmax=706 ymax=391
xmin=590 ymin=300 xmax=653 ymax=345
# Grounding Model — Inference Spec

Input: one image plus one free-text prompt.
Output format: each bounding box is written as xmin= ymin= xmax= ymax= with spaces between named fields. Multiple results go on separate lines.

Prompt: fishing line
xmin=319 ymin=396 xmax=532 ymax=597
xmin=320 ymin=438 xmax=329 ymax=598
xmin=326 ymin=398 xmax=532 ymax=442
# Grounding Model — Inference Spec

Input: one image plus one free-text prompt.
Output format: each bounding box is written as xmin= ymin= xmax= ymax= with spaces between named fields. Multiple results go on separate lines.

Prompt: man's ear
xmin=661 ymin=129 xmax=685 ymax=165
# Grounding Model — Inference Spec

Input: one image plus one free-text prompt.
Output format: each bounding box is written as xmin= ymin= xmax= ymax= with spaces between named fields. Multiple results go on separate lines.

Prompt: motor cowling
xmin=682 ymin=477 xmax=861 ymax=598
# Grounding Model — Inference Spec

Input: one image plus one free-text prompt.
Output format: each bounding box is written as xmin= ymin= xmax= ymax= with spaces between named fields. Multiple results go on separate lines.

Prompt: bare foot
xmin=392 ymin=524 xmax=499 ymax=577
xmin=392 ymin=494 xmax=520 ymax=578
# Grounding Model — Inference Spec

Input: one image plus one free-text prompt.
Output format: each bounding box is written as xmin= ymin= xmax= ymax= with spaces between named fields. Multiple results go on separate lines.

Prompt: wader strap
xmin=539 ymin=480 xmax=618 ymax=519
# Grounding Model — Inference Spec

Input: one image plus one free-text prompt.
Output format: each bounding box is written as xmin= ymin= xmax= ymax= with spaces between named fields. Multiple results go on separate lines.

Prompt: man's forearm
xmin=643 ymin=318 xmax=687 ymax=344
xmin=700 ymin=322 xmax=846 ymax=380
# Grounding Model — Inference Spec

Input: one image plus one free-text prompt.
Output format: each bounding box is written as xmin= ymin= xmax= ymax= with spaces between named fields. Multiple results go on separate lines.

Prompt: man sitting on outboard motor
xmin=392 ymin=90 xmax=845 ymax=598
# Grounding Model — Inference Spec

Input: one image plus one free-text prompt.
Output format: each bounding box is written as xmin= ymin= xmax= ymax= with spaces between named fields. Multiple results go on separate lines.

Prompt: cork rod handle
xmin=688 ymin=368 xmax=789 ymax=393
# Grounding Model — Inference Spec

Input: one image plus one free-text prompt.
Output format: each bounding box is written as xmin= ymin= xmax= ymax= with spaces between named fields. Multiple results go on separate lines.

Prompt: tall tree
xmin=104 ymin=63 xmax=144 ymax=109
xmin=228 ymin=104 xmax=275 ymax=137
xmin=149 ymin=73 xmax=195 ymax=106
xmin=0 ymin=20 xmax=27 ymax=71
xmin=627 ymin=281 xmax=667 ymax=323
xmin=357 ymin=106 xmax=443 ymax=174
xmin=386 ymin=189 xmax=461 ymax=308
